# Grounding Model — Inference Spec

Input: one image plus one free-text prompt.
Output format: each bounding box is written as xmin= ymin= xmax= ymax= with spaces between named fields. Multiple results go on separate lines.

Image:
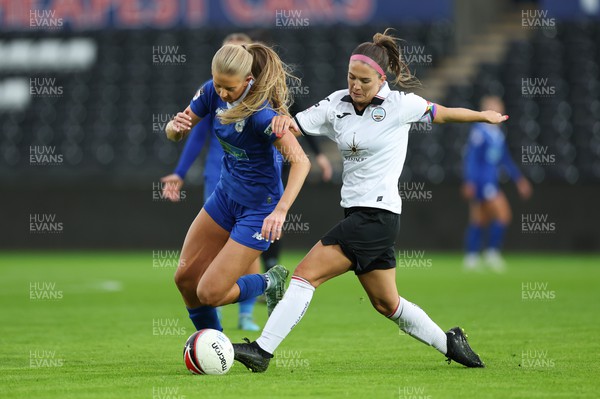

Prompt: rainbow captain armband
xmin=418 ymin=101 xmax=437 ymax=123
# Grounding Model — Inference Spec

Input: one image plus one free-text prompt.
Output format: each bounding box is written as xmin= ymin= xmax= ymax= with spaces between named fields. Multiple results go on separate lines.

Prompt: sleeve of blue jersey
xmin=252 ymin=107 xmax=279 ymax=144
xmin=189 ymin=80 xmax=213 ymax=119
xmin=463 ymin=126 xmax=482 ymax=182
xmin=501 ymin=140 xmax=522 ymax=182
xmin=174 ymin=117 xmax=211 ymax=179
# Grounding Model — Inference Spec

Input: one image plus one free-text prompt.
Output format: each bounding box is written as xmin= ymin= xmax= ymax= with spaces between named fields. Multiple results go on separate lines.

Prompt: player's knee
xmin=173 ymin=272 xmax=181 ymax=289
xmin=503 ymin=209 xmax=512 ymax=224
xmin=496 ymin=212 xmax=511 ymax=225
xmin=174 ymin=270 xmax=195 ymax=295
xmin=196 ymin=285 xmax=224 ymax=307
xmin=371 ymin=299 xmax=396 ymax=316
xmin=292 ymin=267 xmax=320 ymax=288
xmin=470 ymin=212 xmax=483 ymax=225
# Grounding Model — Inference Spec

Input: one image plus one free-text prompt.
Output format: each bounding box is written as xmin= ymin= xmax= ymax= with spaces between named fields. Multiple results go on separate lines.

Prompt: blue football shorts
xmin=474 ymin=182 xmax=500 ymax=202
xmin=203 ymin=186 xmax=275 ymax=251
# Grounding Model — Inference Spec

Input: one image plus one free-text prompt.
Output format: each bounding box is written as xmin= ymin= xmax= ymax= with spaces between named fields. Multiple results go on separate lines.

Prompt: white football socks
xmin=388 ymin=297 xmax=447 ymax=354
xmin=257 ymin=282 xmax=446 ymax=356
xmin=256 ymin=276 xmax=315 ymax=354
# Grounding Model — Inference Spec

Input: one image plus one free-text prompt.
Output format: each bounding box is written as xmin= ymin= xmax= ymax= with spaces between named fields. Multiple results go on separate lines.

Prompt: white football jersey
xmin=295 ymin=82 xmax=434 ymax=214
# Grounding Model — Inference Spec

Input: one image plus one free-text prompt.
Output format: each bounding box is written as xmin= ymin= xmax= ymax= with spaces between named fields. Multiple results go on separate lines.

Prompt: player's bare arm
xmin=434 ymin=104 xmax=509 ymax=124
xmin=271 ymin=115 xmax=301 ymax=137
xmin=261 ymin=131 xmax=310 ymax=243
xmin=166 ymin=106 xmax=202 ymax=142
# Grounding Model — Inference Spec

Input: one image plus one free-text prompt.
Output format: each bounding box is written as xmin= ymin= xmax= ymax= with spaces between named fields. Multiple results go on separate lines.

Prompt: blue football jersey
xmin=189 ymin=80 xmax=283 ymax=208
xmin=174 ymin=115 xmax=224 ymax=183
xmin=464 ymin=123 xmax=521 ymax=185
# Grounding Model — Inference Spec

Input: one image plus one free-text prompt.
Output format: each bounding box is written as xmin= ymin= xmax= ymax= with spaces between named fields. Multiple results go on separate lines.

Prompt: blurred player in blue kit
xmin=462 ymin=95 xmax=532 ymax=271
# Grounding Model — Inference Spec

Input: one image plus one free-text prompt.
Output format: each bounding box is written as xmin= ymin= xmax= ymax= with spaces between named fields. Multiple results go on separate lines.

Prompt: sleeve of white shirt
xmin=294 ymin=97 xmax=335 ymax=140
xmin=398 ymin=92 xmax=433 ymax=125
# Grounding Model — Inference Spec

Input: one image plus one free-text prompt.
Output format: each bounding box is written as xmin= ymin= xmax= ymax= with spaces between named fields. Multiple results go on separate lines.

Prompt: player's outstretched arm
xmin=166 ymin=106 xmax=202 ymax=142
xmin=516 ymin=177 xmax=533 ymax=200
xmin=261 ymin=132 xmax=311 ymax=243
xmin=271 ymin=115 xmax=301 ymax=137
xmin=434 ymin=104 xmax=509 ymax=125
xmin=160 ymin=120 xmax=211 ymax=202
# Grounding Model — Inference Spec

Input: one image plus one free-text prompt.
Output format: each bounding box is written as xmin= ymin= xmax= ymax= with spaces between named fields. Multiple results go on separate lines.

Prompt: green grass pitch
xmin=1 ymin=251 xmax=599 ymax=398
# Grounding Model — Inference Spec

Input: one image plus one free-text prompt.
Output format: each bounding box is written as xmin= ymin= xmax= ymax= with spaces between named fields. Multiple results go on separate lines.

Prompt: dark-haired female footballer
xmin=165 ymin=43 xmax=310 ymax=333
xmin=233 ymin=29 xmax=508 ymax=371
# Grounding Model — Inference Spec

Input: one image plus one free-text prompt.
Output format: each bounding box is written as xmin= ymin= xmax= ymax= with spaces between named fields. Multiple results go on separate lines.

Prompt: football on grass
xmin=183 ymin=329 xmax=234 ymax=375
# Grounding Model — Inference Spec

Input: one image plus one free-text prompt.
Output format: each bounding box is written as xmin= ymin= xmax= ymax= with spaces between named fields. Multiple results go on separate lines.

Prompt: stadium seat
xmin=0 ymin=22 xmax=597 ymax=183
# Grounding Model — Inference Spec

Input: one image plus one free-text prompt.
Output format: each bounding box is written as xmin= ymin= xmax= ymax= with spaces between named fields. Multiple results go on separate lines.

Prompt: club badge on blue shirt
xmin=235 ymin=119 xmax=246 ymax=133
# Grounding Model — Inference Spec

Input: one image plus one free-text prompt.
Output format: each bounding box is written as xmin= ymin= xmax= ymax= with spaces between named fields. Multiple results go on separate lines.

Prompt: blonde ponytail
xmin=211 ymin=43 xmax=298 ymax=125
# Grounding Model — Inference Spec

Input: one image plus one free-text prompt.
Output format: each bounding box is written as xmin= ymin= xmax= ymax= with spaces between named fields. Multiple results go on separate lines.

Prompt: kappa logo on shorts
xmin=252 ymin=232 xmax=264 ymax=241
xmin=371 ymin=106 xmax=386 ymax=122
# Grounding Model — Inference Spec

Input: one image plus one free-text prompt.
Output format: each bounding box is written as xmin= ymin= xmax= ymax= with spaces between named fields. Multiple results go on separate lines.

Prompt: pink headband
xmin=350 ymin=54 xmax=385 ymax=77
